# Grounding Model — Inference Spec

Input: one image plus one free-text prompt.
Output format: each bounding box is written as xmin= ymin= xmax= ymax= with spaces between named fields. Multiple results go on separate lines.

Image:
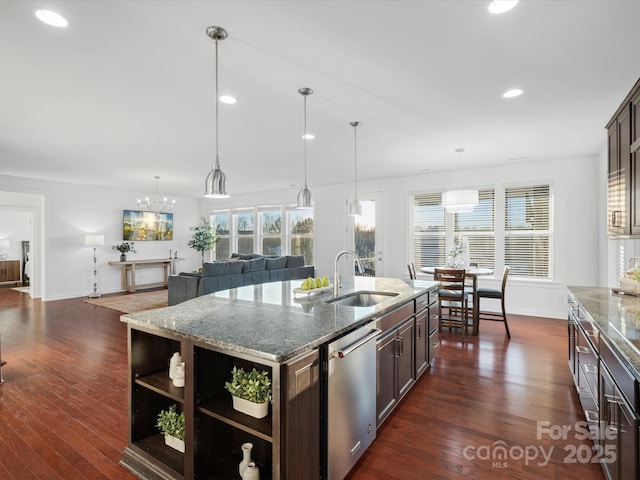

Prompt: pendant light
xmin=297 ymin=87 xmax=314 ymax=209
xmin=442 ymin=189 xmax=479 ymax=213
xmin=347 ymin=121 xmax=363 ymax=216
xmin=204 ymin=26 xmax=230 ymax=199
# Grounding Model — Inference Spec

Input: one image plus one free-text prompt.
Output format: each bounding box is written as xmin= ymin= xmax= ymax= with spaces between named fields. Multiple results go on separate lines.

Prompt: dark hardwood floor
xmin=0 ymin=287 xmax=603 ymax=479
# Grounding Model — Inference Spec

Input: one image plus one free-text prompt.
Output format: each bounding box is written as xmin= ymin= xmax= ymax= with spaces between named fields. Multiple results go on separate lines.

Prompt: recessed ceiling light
xmin=35 ymin=9 xmax=68 ymax=28
xmin=302 ymin=133 xmax=315 ymax=140
xmin=502 ymin=89 xmax=523 ymax=98
xmin=220 ymin=95 xmax=236 ymax=104
xmin=488 ymin=0 xmax=519 ymax=14
xmin=455 ymin=147 xmax=465 ymax=153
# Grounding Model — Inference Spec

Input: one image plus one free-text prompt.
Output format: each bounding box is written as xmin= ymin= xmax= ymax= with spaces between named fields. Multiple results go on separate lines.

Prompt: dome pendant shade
xmin=297 ymin=185 xmax=313 ymax=209
xmin=348 ymin=194 xmax=363 ymax=216
xmin=442 ymin=189 xmax=479 ymax=213
xmin=297 ymin=87 xmax=314 ymax=209
xmin=204 ymin=162 xmax=229 ymax=198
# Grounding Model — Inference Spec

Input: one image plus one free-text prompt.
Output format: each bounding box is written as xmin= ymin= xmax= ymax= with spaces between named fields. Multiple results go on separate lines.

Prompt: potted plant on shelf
xmin=224 ymin=366 xmax=272 ymax=419
xmin=156 ymin=404 xmax=185 ymax=453
xmin=113 ymin=242 xmax=136 ymax=262
xmin=187 ymin=217 xmax=218 ymax=267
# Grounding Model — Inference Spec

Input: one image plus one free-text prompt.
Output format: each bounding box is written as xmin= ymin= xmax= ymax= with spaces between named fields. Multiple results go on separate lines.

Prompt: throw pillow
xmin=286 ymin=254 xmax=305 ymax=268
xmin=265 ymin=256 xmax=287 ymax=270
xmin=202 ymin=261 xmax=229 ymax=277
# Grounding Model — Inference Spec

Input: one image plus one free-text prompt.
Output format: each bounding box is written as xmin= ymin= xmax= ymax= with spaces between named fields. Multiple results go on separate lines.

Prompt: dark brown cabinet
xmin=415 ymin=310 xmax=428 ymax=377
xmin=568 ymin=293 xmax=640 ymax=480
xmin=123 ymin=325 xmax=281 ymax=480
xmin=607 ymin=77 xmax=640 ymax=237
xmin=0 ymin=260 xmax=20 ymax=283
xmin=375 ymin=303 xmax=415 ymax=427
xmin=281 ymin=349 xmax=320 ymax=480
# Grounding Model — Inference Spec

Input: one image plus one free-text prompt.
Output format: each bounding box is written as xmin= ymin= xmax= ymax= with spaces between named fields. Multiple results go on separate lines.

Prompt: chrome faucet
xmin=334 ymin=249 xmax=365 ymax=296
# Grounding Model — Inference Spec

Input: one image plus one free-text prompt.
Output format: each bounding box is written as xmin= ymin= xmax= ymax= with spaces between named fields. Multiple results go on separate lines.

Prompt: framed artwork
xmin=123 ymin=210 xmax=173 ymax=241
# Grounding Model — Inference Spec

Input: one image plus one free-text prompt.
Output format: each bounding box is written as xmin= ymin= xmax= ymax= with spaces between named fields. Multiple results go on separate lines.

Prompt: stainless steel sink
xmin=326 ymin=291 xmax=398 ymax=307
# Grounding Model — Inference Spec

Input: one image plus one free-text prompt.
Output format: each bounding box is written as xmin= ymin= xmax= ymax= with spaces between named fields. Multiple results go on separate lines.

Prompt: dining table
xmin=420 ymin=266 xmax=493 ymax=335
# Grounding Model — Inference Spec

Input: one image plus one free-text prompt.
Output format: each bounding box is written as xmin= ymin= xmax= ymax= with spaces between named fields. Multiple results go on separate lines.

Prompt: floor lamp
xmin=85 ymin=234 xmax=104 ymax=298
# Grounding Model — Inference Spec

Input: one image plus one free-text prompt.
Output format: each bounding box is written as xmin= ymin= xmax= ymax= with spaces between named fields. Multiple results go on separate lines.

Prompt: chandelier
xmin=138 ymin=176 xmax=175 ymax=213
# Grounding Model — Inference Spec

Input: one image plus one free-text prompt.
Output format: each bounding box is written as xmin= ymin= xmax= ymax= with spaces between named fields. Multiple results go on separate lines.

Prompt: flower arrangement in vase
xmin=224 ymin=367 xmax=272 ymax=419
xmin=113 ymin=242 xmax=136 ymax=261
xmin=447 ymin=237 xmax=465 ymax=268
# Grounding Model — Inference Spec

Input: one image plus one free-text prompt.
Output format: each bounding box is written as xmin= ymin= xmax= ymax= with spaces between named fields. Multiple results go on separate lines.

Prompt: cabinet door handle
xmin=583 ymin=364 xmax=598 ymax=375
xmin=417 ymin=323 xmax=421 ymax=339
xmin=394 ymin=337 xmax=402 ymax=358
xmin=575 ymin=346 xmax=589 ymax=354
xmin=584 ymin=410 xmax=599 ymax=424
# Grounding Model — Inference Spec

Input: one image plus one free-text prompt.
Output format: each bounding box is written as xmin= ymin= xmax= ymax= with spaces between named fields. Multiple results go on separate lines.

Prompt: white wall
xmin=0 ymin=174 xmax=203 ymax=300
xmin=207 ymin=155 xmax=601 ymax=319
xmin=0 ymin=153 xmax=603 ymax=315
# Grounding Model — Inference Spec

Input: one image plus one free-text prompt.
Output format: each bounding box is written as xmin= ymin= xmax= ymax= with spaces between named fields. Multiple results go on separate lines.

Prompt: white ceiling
xmin=2 ymin=0 xmax=640 ymax=199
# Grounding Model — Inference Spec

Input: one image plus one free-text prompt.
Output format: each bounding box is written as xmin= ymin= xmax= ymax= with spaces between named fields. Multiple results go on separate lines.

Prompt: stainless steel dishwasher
xmin=322 ymin=322 xmax=381 ymax=480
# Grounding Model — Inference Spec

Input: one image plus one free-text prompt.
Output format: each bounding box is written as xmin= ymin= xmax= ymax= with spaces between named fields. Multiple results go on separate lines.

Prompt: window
xmin=212 ymin=212 xmax=230 ymax=259
xmin=411 ymin=193 xmax=445 ymax=269
xmin=455 ymin=189 xmax=495 ymax=269
xmin=505 ymin=185 xmax=551 ymax=278
xmin=259 ymin=208 xmax=282 ymax=255
xmin=410 ymin=184 xmax=551 ymax=280
xmin=234 ymin=210 xmax=254 ymax=254
xmin=287 ymin=207 xmax=314 ymax=265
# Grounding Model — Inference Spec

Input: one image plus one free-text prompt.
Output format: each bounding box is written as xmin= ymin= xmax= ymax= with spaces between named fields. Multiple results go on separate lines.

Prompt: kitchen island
xmin=567 ymin=286 xmax=640 ymax=480
xmin=120 ymin=276 xmax=438 ymax=480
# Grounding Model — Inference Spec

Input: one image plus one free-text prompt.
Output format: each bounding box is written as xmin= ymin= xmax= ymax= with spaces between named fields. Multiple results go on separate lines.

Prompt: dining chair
xmin=434 ymin=268 xmax=469 ymax=342
xmin=476 ymin=266 xmax=511 ymax=338
xmin=407 ymin=263 xmax=417 ymax=280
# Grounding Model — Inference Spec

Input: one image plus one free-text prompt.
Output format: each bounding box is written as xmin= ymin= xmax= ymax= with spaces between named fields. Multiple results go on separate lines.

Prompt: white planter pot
xmin=164 ymin=434 xmax=185 ymax=453
xmin=232 ymin=396 xmax=269 ymax=419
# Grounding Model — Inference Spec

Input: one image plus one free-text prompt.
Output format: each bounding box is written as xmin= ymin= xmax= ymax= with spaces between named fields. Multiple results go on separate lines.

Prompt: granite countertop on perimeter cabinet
xmin=568 ymin=285 xmax=640 ymax=377
xmin=121 ymin=276 xmax=438 ymax=364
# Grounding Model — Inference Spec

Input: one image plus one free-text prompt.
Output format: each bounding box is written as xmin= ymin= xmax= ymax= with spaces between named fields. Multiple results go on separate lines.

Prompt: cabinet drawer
xmin=600 ymin=338 xmax=639 ymax=411
xmin=414 ymin=292 xmax=431 ymax=313
xmin=375 ymin=303 xmax=414 ymax=334
xmin=428 ymin=330 xmax=439 ymax=365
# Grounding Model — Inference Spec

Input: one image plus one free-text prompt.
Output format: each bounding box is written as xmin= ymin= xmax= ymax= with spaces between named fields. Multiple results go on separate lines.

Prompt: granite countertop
xmin=568 ymin=285 xmax=640 ymax=376
xmin=121 ymin=276 xmax=438 ymax=363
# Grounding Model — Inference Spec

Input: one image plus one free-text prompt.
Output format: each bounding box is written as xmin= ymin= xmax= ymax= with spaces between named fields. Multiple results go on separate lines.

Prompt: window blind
xmin=455 ymin=189 xmax=495 ymax=269
xmin=505 ymin=185 xmax=551 ymax=278
xmin=411 ymin=193 xmax=445 ymax=268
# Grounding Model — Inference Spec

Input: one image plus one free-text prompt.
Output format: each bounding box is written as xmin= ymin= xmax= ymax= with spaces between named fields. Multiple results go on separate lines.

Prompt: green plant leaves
xmin=224 ymin=366 xmax=272 ymax=404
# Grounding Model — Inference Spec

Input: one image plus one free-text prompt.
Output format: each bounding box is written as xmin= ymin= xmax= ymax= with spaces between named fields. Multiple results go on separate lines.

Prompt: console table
xmin=108 ymin=258 xmax=184 ymax=293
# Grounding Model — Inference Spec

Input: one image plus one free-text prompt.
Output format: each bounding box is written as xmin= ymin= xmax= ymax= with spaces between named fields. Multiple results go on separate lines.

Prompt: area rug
xmin=84 ymin=289 xmax=168 ymax=313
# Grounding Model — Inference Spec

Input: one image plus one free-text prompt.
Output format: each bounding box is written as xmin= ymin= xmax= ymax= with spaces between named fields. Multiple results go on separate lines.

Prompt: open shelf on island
xmin=135 ymin=370 xmax=185 ymax=402
xmin=197 ymin=392 xmax=272 ymax=441
xmin=134 ymin=433 xmax=184 ymax=475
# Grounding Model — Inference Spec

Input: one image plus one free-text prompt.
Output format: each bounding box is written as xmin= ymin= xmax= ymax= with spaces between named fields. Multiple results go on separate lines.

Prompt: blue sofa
xmin=168 ymin=254 xmax=314 ymax=306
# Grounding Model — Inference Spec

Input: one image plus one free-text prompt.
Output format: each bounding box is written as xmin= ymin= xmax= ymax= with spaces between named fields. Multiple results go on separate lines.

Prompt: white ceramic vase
xmin=242 ymin=461 xmax=260 ymax=480
xmin=239 ymin=442 xmax=253 ymax=477
xmin=172 ymin=362 xmax=185 ymax=388
xmin=232 ymin=396 xmax=269 ymax=419
xmin=169 ymin=352 xmax=182 ymax=379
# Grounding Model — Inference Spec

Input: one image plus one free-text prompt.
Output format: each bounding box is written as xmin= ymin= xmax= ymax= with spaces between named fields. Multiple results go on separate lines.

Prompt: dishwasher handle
xmin=334 ymin=328 xmax=382 ymax=358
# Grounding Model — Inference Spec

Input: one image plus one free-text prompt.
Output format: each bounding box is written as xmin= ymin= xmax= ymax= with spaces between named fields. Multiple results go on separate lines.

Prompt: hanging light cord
xmin=214 ymin=37 xmax=220 ymax=168
xmin=303 ymin=94 xmax=308 ymax=188
xmin=353 ymin=123 xmax=358 ymax=197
